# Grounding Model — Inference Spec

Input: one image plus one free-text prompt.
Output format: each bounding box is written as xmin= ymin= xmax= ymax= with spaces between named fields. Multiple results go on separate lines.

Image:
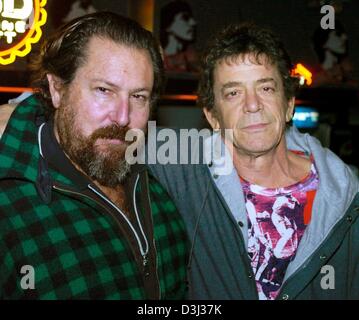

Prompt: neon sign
xmin=291 ymin=63 xmax=313 ymax=86
xmin=0 ymin=0 xmax=47 ymax=65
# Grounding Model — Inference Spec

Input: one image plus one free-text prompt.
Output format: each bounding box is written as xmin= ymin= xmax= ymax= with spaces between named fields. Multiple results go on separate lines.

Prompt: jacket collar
xmin=40 ymin=120 xmax=91 ymax=190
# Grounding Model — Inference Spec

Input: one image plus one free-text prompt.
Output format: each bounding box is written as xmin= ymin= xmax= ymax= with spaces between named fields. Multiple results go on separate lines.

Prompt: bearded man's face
xmin=55 ymin=100 xmax=134 ymax=187
xmin=48 ymin=38 xmax=153 ymax=187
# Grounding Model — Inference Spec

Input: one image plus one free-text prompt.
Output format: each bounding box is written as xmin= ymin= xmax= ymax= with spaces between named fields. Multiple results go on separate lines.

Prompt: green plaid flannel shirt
xmin=0 ymin=96 xmax=189 ymax=299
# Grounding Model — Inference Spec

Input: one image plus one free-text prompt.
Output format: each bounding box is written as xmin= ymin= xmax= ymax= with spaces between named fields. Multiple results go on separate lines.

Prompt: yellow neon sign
xmin=292 ymin=63 xmax=313 ymax=86
xmin=0 ymin=0 xmax=47 ymax=65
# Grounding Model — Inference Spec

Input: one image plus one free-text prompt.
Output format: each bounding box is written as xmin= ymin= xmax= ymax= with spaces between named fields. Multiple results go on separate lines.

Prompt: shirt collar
xmin=40 ymin=120 xmax=90 ymax=190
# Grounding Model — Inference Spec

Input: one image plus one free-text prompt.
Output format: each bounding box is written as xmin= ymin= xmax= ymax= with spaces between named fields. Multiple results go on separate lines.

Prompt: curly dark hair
xmin=31 ymin=11 xmax=164 ymax=119
xmin=198 ymin=23 xmax=298 ymax=111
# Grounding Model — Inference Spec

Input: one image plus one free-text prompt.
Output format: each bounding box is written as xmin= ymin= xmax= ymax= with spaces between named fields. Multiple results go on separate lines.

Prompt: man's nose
xmin=244 ymin=90 xmax=261 ymax=113
xmin=110 ymin=98 xmax=130 ymax=127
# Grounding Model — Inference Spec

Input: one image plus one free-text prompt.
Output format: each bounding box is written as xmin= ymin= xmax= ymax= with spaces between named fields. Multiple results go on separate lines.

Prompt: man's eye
xmin=97 ymin=87 xmax=110 ymax=93
xmin=262 ymin=87 xmax=275 ymax=93
xmin=225 ymin=91 xmax=239 ymax=98
xmin=132 ymin=94 xmax=148 ymax=101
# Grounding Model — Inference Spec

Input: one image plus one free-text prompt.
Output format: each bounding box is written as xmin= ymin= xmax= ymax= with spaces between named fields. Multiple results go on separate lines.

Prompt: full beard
xmin=55 ymin=103 xmax=131 ymax=188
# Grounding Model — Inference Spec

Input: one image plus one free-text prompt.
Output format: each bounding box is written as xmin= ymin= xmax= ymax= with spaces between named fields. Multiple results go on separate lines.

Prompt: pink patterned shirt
xmin=242 ymin=160 xmax=319 ymax=300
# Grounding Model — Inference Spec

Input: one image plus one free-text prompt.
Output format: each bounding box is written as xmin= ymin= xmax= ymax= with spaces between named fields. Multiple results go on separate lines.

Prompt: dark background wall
xmin=1 ymin=0 xmax=358 ymax=80
xmin=155 ymin=0 xmax=359 ymax=81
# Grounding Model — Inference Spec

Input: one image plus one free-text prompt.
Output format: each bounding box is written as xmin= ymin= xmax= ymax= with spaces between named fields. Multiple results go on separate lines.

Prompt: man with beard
xmin=0 ymin=12 xmax=188 ymax=299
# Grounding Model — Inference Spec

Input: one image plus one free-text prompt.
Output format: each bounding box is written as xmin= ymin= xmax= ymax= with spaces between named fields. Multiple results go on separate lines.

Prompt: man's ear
xmin=203 ymin=107 xmax=220 ymax=130
xmin=47 ymin=74 xmax=63 ymax=109
xmin=285 ymin=97 xmax=296 ymax=123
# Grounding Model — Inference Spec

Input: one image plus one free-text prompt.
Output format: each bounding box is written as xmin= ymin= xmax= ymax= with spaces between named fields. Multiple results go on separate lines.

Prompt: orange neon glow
xmin=0 ymin=86 xmax=33 ymax=93
xmin=0 ymin=0 xmax=47 ymax=65
xmin=292 ymin=63 xmax=313 ymax=86
xmin=161 ymin=94 xmax=197 ymax=101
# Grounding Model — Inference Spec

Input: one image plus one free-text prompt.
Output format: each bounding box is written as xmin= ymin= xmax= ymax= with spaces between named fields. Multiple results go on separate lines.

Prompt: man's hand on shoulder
xmin=0 ymin=103 xmax=17 ymax=139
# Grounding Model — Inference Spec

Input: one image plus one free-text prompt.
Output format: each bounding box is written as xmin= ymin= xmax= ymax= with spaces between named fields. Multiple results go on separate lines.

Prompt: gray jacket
xmin=148 ymin=127 xmax=359 ymax=299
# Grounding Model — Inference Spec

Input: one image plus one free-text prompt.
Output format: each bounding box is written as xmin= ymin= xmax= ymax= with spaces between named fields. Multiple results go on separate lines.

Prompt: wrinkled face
xmin=167 ymin=11 xmax=196 ymax=41
xmin=324 ymin=30 xmax=347 ymax=55
xmin=204 ymin=54 xmax=294 ymax=157
xmin=49 ymin=37 xmax=153 ymax=187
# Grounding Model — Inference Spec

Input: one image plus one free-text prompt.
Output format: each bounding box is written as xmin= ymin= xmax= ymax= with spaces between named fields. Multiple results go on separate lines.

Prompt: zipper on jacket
xmin=88 ymin=175 xmax=160 ymax=298
xmin=144 ymin=182 xmax=161 ymax=299
xmin=88 ymin=177 xmax=149 ymax=266
xmin=52 ymin=181 xmax=160 ymax=297
xmin=138 ymin=172 xmax=161 ymax=298
xmin=142 ymin=254 xmax=149 ymax=276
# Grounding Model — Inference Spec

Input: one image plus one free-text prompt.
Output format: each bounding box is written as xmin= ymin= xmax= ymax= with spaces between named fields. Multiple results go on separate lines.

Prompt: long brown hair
xmin=31 ymin=11 xmax=164 ymax=119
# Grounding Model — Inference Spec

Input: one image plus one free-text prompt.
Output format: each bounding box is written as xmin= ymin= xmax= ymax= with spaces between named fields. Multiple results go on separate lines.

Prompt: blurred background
xmin=1 ymin=0 xmax=358 ymax=170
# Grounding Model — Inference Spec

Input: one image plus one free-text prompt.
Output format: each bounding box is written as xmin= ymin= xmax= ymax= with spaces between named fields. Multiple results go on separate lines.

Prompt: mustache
xmin=90 ymin=124 xmax=131 ymax=144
